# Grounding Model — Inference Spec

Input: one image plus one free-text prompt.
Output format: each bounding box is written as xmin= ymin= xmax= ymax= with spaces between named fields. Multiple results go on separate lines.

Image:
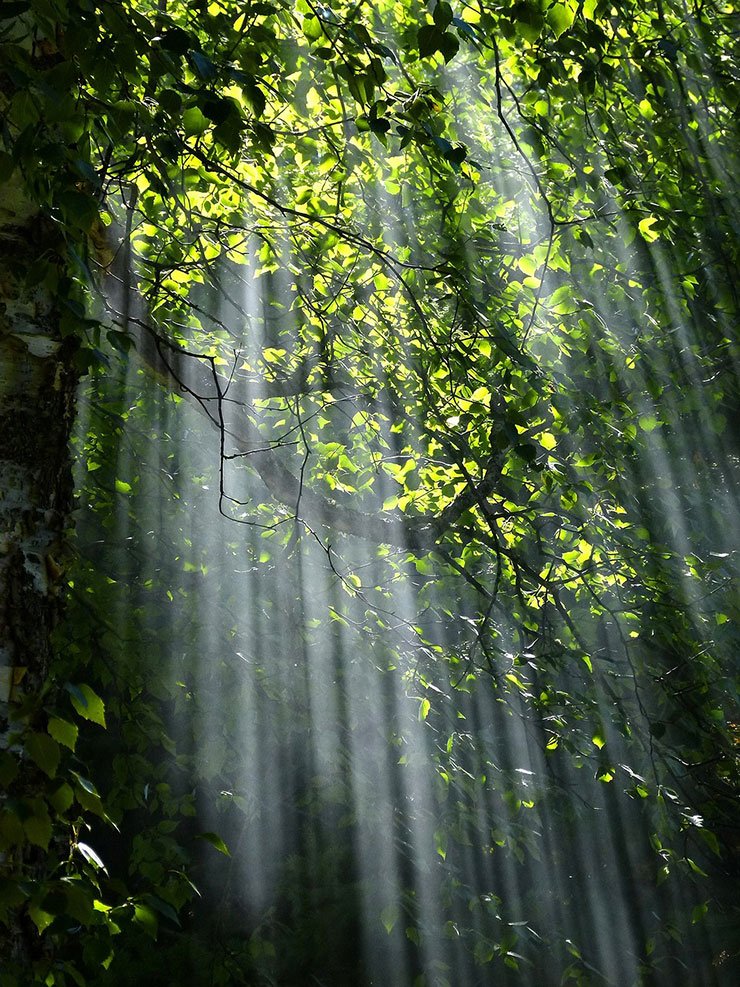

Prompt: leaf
xmin=243 ymin=80 xmax=266 ymax=118
xmin=157 ymin=88 xmax=182 ymax=114
xmin=438 ymin=31 xmax=459 ymax=62
xmin=445 ymin=145 xmax=467 ymax=165
xmin=380 ymin=904 xmax=399 ymax=933
xmin=183 ymin=107 xmax=209 ymax=136
xmin=302 ymin=15 xmax=323 ymax=40
xmin=68 ymin=683 xmax=106 ymax=727
xmin=133 ymin=903 xmax=158 ymax=939
xmin=197 ymin=831 xmax=230 ymax=856
xmin=64 ymin=885 xmax=95 ymax=926
xmin=70 ymin=772 xmax=105 ymax=818
xmin=417 ymin=24 xmax=442 ymax=59
xmin=546 ymin=1 xmax=576 ymax=37
xmin=48 ymin=782 xmax=74 ymax=816
xmin=417 ymin=24 xmax=458 ymax=62
xmin=77 ymin=842 xmax=107 ymax=870
xmin=0 ymin=750 xmax=19 ymax=787
xmin=433 ymin=1 xmax=453 ymax=29
xmin=434 ymin=829 xmax=447 ymax=860
xmin=686 ymin=857 xmax=708 ymax=877
xmin=638 ymin=216 xmax=660 ymax=242
xmin=159 ymin=27 xmax=192 ymax=55
xmin=70 ymin=771 xmax=99 ymax=796
xmin=59 ymin=190 xmax=98 ymax=231
xmin=48 ymin=717 xmax=78 ymax=751
xmin=24 ymin=807 xmax=52 ymax=850
xmin=0 ymin=808 xmax=25 ymax=848
xmin=699 ymin=828 xmax=721 ymax=857
xmin=28 ymin=901 xmax=55 ymax=933
xmin=25 ymin=732 xmax=60 ymax=778
xmin=213 ymin=114 xmax=245 ymax=153
xmin=188 ymin=50 xmax=217 ymax=80
xmin=539 ymin=432 xmax=557 ymax=451
xmin=419 ymin=698 xmax=431 ymax=721
xmin=145 ymin=894 xmax=181 ymax=926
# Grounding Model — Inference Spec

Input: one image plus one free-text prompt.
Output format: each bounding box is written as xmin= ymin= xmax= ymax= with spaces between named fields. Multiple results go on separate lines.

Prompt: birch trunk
xmin=0 ymin=177 xmax=78 ymax=970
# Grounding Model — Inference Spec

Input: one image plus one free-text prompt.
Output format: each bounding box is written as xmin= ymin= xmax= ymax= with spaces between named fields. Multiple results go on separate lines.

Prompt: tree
xmin=1 ymin=0 xmax=740 ymax=983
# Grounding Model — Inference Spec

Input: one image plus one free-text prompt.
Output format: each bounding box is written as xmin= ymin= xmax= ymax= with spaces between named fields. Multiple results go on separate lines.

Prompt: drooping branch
xmin=118 ymin=307 xmax=512 ymax=562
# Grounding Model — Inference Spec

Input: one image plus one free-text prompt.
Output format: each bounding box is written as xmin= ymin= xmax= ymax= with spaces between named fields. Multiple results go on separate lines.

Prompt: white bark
xmin=0 ymin=172 xmax=78 ymax=967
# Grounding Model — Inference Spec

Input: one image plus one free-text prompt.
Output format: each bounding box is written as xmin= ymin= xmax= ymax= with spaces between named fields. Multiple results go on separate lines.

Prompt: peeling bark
xmin=0 ymin=181 xmax=78 ymax=967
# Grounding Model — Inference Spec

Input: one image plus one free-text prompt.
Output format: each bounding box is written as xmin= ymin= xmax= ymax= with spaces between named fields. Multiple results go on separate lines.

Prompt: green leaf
xmin=24 ymin=806 xmax=52 ymax=850
xmin=380 ymin=904 xmax=399 ymax=933
xmin=189 ymin=50 xmax=217 ymax=80
xmin=213 ymin=115 xmax=245 ymax=154
xmin=157 ymin=88 xmax=182 ymax=114
xmin=0 ymin=750 xmax=19 ymax=787
xmin=48 ymin=717 xmax=78 ymax=751
xmin=417 ymin=24 xmax=442 ymax=59
xmin=28 ymin=901 xmax=55 ymax=933
xmin=687 ymin=857 xmax=708 ymax=877
xmin=59 ymin=190 xmax=98 ymax=231
xmin=302 ymin=15 xmax=323 ymax=40
xmin=183 ymin=107 xmax=209 ymax=137
xmin=0 ymin=808 xmax=25 ymax=848
xmin=546 ymin=1 xmax=576 ymax=37
xmin=243 ymin=80 xmax=266 ymax=118
xmin=638 ymin=216 xmax=660 ymax=242
xmin=438 ymin=31 xmax=459 ymax=62
xmin=445 ymin=145 xmax=467 ymax=165
xmin=68 ymin=683 xmax=106 ymax=727
xmin=25 ymin=732 xmax=60 ymax=778
xmin=73 ymin=781 xmax=104 ymax=818
xmin=434 ymin=829 xmax=447 ymax=860
xmin=433 ymin=1 xmax=453 ymax=29
xmin=48 ymin=782 xmax=75 ymax=816
xmin=699 ymin=828 xmax=721 ymax=857
xmin=197 ymin=831 xmax=231 ymax=856
xmin=417 ymin=23 xmax=458 ymax=62
xmin=133 ymin=903 xmax=159 ymax=939
xmin=145 ymin=894 xmax=181 ymax=927
xmin=70 ymin=771 xmax=99 ymax=796
xmin=65 ymin=885 xmax=96 ymax=926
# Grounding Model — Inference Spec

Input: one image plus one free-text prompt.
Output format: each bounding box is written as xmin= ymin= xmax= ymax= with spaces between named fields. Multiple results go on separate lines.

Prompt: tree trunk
xmin=0 ymin=177 xmax=78 ymax=969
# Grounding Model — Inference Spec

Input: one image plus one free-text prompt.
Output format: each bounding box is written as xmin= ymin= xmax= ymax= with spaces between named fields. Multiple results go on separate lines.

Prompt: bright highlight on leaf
xmin=68 ymin=683 xmax=106 ymax=727
xmin=197 ymin=832 xmax=231 ymax=856
xmin=638 ymin=216 xmax=660 ymax=242
xmin=546 ymin=0 xmax=576 ymax=37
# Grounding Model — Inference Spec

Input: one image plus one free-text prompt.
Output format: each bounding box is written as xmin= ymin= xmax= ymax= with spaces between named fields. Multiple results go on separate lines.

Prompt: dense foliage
xmin=1 ymin=0 xmax=740 ymax=983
